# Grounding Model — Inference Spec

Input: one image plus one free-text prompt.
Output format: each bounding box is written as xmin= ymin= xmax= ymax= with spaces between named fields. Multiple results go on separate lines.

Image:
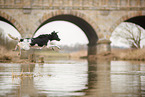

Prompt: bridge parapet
xmin=0 ymin=0 xmax=144 ymax=10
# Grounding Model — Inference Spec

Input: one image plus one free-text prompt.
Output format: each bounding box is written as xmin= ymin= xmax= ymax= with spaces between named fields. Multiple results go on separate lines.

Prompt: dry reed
xmin=0 ymin=46 xmax=13 ymax=61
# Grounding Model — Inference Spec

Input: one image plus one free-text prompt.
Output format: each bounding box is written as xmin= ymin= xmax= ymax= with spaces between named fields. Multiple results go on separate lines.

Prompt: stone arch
xmin=35 ymin=10 xmax=101 ymax=55
xmin=0 ymin=11 xmax=24 ymax=36
xmin=109 ymin=11 xmax=142 ymax=36
xmin=36 ymin=10 xmax=101 ymax=39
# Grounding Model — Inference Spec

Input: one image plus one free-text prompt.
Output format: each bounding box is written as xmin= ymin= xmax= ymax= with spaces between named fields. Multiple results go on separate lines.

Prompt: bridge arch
xmin=0 ymin=11 xmax=24 ymax=36
xmin=35 ymin=11 xmax=100 ymax=55
xmin=125 ymin=16 xmax=145 ymax=29
xmin=109 ymin=11 xmax=143 ymax=36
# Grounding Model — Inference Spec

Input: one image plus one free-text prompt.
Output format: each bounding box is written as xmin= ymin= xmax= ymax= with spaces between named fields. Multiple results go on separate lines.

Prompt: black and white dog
xmin=8 ymin=31 xmax=61 ymax=55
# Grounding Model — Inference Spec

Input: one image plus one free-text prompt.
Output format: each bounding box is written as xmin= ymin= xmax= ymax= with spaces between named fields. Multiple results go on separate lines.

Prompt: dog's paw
xmin=52 ymin=47 xmax=55 ymax=51
xmin=57 ymin=46 xmax=61 ymax=50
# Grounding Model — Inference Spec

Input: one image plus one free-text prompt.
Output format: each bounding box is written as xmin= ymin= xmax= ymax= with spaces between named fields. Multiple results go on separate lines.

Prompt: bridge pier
xmin=20 ymin=49 xmax=36 ymax=62
xmin=97 ymin=39 xmax=111 ymax=54
xmin=88 ymin=39 xmax=111 ymax=56
xmin=20 ymin=49 xmax=34 ymax=59
xmin=88 ymin=44 xmax=97 ymax=56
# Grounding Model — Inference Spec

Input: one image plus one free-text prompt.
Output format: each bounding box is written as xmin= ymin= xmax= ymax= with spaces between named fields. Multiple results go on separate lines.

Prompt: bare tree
xmin=0 ymin=28 xmax=5 ymax=46
xmin=111 ymin=22 xmax=145 ymax=49
xmin=0 ymin=27 xmax=16 ymax=50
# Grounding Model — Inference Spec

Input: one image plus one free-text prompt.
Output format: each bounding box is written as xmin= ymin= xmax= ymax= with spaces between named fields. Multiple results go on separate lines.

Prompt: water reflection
xmin=0 ymin=60 xmax=145 ymax=97
xmin=86 ymin=60 xmax=112 ymax=97
xmin=19 ymin=64 xmax=39 ymax=97
xmin=34 ymin=61 xmax=88 ymax=96
xmin=111 ymin=61 xmax=142 ymax=97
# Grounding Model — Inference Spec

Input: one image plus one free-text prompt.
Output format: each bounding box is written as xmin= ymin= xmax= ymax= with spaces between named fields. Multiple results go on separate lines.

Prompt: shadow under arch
xmin=0 ymin=13 xmax=24 ymax=35
xmin=0 ymin=16 xmax=19 ymax=49
xmin=34 ymin=14 xmax=98 ymax=55
xmin=125 ymin=16 xmax=145 ymax=29
xmin=108 ymin=12 xmax=143 ymax=36
xmin=0 ymin=16 xmax=15 ymax=28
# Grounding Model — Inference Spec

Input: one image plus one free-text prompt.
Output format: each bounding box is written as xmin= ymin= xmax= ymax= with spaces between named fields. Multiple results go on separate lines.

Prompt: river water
xmin=0 ymin=59 xmax=145 ymax=97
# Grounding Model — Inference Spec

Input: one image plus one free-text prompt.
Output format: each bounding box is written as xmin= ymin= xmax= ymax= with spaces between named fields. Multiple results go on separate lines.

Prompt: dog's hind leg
xmin=15 ymin=44 xmax=21 ymax=56
xmin=13 ymin=44 xmax=21 ymax=55
xmin=18 ymin=47 xmax=21 ymax=55
xmin=13 ymin=44 xmax=18 ymax=51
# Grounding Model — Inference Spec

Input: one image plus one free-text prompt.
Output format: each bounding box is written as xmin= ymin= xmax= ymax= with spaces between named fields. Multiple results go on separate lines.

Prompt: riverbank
xmin=0 ymin=47 xmax=13 ymax=62
xmin=1 ymin=48 xmax=145 ymax=63
xmin=91 ymin=48 xmax=145 ymax=61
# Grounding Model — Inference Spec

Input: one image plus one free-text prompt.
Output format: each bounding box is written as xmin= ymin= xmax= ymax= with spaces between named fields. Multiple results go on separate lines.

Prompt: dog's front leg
xmin=46 ymin=40 xmax=60 ymax=50
xmin=48 ymin=45 xmax=60 ymax=50
xmin=46 ymin=40 xmax=50 ymax=49
xmin=51 ymin=45 xmax=60 ymax=49
xmin=46 ymin=40 xmax=55 ymax=50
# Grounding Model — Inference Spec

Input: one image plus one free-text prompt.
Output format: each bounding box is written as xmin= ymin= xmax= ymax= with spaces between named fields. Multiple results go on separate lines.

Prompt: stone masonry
xmin=0 ymin=0 xmax=144 ymax=55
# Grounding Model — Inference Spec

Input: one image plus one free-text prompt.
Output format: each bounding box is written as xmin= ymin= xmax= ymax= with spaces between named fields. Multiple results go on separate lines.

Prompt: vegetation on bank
xmin=1 ymin=45 xmax=145 ymax=63
xmin=93 ymin=48 xmax=145 ymax=61
xmin=0 ymin=47 xmax=13 ymax=62
xmin=111 ymin=22 xmax=145 ymax=49
xmin=32 ymin=48 xmax=145 ymax=61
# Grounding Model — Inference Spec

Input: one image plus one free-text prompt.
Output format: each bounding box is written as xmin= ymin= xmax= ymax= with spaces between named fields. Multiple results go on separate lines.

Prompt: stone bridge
xmin=0 ymin=0 xmax=145 ymax=55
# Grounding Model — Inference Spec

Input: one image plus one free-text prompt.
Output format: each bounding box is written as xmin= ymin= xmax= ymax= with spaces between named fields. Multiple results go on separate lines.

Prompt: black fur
xmin=30 ymin=31 xmax=60 ymax=47
xmin=20 ymin=39 xmax=24 ymax=42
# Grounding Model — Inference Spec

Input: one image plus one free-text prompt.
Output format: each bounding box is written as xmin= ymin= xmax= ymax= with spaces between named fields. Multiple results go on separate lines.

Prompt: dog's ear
xmin=51 ymin=31 xmax=58 ymax=34
xmin=51 ymin=31 xmax=55 ymax=34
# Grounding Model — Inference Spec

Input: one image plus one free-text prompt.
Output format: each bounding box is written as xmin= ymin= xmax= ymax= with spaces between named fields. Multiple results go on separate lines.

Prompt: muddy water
xmin=0 ymin=59 xmax=145 ymax=97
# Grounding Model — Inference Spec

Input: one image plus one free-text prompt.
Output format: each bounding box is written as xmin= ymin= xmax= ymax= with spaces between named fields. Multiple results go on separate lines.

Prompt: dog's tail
xmin=8 ymin=34 xmax=19 ymax=40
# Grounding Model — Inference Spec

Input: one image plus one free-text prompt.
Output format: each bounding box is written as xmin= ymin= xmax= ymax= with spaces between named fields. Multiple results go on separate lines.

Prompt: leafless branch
xmin=112 ymin=22 xmax=145 ymax=48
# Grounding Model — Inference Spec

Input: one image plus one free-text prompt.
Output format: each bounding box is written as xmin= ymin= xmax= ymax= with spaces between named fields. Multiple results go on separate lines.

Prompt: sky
xmin=34 ymin=21 xmax=88 ymax=46
xmin=110 ymin=22 xmax=145 ymax=48
xmin=0 ymin=21 xmax=21 ymax=39
xmin=0 ymin=20 xmax=88 ymax=46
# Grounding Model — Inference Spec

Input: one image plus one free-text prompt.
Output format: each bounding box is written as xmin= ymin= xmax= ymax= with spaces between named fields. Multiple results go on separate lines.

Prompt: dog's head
xmin=50 ymin=31 xmax=60 ymax=41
